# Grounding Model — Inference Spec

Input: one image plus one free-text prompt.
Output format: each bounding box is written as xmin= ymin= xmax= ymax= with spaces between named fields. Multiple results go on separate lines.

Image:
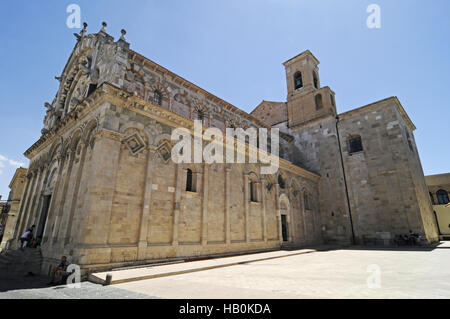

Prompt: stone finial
xmin=80 ymin=22 xmax=88 ymax=37
xmin=100 ymin=21 xmax=107 ymax=33
xmin=119 ymin=29 xmax=127 ymax=41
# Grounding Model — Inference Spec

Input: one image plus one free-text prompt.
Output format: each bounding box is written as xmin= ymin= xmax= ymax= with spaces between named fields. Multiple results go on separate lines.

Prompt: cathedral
xmin=9 ymin=23 xmax=439 ymax=275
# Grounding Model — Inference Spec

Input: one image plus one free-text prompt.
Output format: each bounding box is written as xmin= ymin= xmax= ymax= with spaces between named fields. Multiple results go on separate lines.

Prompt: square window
xmin=348 ymin=136 xmax=363 ymax=154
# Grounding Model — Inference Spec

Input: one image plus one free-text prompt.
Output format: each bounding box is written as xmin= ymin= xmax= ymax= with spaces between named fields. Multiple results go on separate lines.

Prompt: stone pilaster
xmin=260 ymin=177 xmax=267 ymax=243
xmin=137 ymin=149 xmax=156 ymax=260
xmin=302 ymin=191 xmax=308 ymax=242
xmin=63 ymin=142 xmax=88 ymax=246
xmin=13 ymin=173 xmax=33 ymax=240
xmin=27 ymin=167 xmax=46 ymax=231
xmin=172 ymin=164 xmax=183 ymax=246
xmin=244 ymin=173 xmax=250 ymax=243
xmin=51 ymin=149 xmax=75 ymax=244
xmin=225 ymin=166 xmax=231 ymax=244
xmin=201 ymin=165 xmax=209 ymax=245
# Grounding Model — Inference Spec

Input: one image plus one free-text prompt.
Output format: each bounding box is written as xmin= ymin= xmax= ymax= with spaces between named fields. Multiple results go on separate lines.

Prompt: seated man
xmin=48 ymin=256 xmax=71 ymax=285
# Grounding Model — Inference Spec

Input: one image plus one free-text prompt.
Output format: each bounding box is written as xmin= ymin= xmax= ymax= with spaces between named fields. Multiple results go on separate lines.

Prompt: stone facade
xmin=11 ymin=23 xmax=439 ymax=275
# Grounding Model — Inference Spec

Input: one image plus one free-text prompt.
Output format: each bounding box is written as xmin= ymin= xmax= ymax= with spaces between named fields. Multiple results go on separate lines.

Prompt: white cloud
xmin=0 ymin=154 xmax=25 ymax=169
xmin=8 ymin=159 xmax=24 ymax=167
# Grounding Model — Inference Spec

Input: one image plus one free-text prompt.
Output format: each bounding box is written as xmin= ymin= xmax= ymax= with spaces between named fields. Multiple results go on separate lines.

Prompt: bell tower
xmin=284 ymin=50 xmax=336 ymax=127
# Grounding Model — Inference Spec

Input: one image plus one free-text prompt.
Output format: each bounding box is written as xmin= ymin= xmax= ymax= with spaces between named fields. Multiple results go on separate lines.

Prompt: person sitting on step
xmin=48 ymin=256 xmax=71 ymax=285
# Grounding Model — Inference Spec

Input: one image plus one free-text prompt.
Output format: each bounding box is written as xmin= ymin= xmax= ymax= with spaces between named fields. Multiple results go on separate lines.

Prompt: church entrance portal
xmin=37 ymin=195 xmax=51 ymax=239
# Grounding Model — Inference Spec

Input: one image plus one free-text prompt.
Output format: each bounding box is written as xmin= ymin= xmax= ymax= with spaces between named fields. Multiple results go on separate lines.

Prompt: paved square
xmin=115 ymin=243 xmax=450 ymax=299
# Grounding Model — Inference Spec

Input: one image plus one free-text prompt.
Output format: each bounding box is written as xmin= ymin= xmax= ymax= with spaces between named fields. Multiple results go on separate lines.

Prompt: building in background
xmin=426 ymin=173 xmax=450 ymax=239
xmin=0 ymin=167 xmax=28 ymax=251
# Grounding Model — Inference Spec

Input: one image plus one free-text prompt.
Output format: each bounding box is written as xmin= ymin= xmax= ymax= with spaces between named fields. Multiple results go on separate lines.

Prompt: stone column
xmin=225 ymin=166 xmax=231 ymax=244
xmin=244 ymin=173 xmax=250 ymax=243
xmin=302 ymin=191 xmax=308 ymax=242
xmin=63 ymin=141 xmax=88 ymax=246
xmin=18 ymin=171 xmax=39 ymax=237
xmin=201 ymin=165 xmax=209 ymax=245
xmin=137 ymin=149 xmax=156 ymax=260
xmin=169 ymin=97 xmax=174 ymax=112
xmin=51 ymin=149 xmax=75 ymax=244
xmin=13 ymin=172 xmax=33 ymax=240
xmin=287 ymin=206 xmax=293 ymax=243
xmin=26 ymin=167 xmax=47 ymax=231
xmin=260 ymin=177 xmax=267 ymax=243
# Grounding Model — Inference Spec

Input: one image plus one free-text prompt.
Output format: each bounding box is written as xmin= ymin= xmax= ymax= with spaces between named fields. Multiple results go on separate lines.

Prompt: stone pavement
xmin=1 ymin=243 xmax=449 ymax=298
xmin=113 ymin=242 xmax=450 ymax=299
xmin=89 ymin=247 xmax=323 ymax=284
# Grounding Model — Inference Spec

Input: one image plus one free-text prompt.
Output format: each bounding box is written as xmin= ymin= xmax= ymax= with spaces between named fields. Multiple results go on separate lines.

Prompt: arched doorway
xmin=279 ymin=194 xmax=291 ymax=242
xmin=36 ymin=165 xmax=58 ymax=239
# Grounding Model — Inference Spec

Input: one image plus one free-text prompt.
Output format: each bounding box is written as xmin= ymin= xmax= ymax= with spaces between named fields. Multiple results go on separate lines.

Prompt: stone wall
xmin=289 ymin=116 xmax=354 ymax=244
xmin=251 ymin=101 xmax=287 ymax=126
xmin=338 ymin=99 xmax=439 ymax=242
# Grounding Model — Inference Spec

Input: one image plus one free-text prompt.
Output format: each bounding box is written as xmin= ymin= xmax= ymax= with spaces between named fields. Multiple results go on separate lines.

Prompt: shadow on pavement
xmin=0 ymin=274 xmax=50 ymax=293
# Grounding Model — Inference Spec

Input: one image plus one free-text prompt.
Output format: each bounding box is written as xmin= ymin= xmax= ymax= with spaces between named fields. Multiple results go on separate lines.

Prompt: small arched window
xmin=186 ymin=169 xmax=197 ymax=192
xmin=315 ymin=94 xmax=323 ymax=110
xmin=278 ymin=174 xmax=286 ymax=189
xmin=437 ymin=189 xmax=449 ymax=205
xmin=294 ymin=72 xmax=303 ymax=90
xmin=330 ymin=94 xmax=335 ymax=107
xmin=313 ymin=71 xmax=318 ymax=89
xmin=250 ymin=180 xmax=258 ymax=202
xmin=153 ymin=90 xmax=162 ymax=105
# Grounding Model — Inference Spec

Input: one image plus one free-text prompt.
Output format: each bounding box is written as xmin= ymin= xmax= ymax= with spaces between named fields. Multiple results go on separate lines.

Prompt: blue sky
xmin=0 ymin=0 xmax=449 ymax=198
